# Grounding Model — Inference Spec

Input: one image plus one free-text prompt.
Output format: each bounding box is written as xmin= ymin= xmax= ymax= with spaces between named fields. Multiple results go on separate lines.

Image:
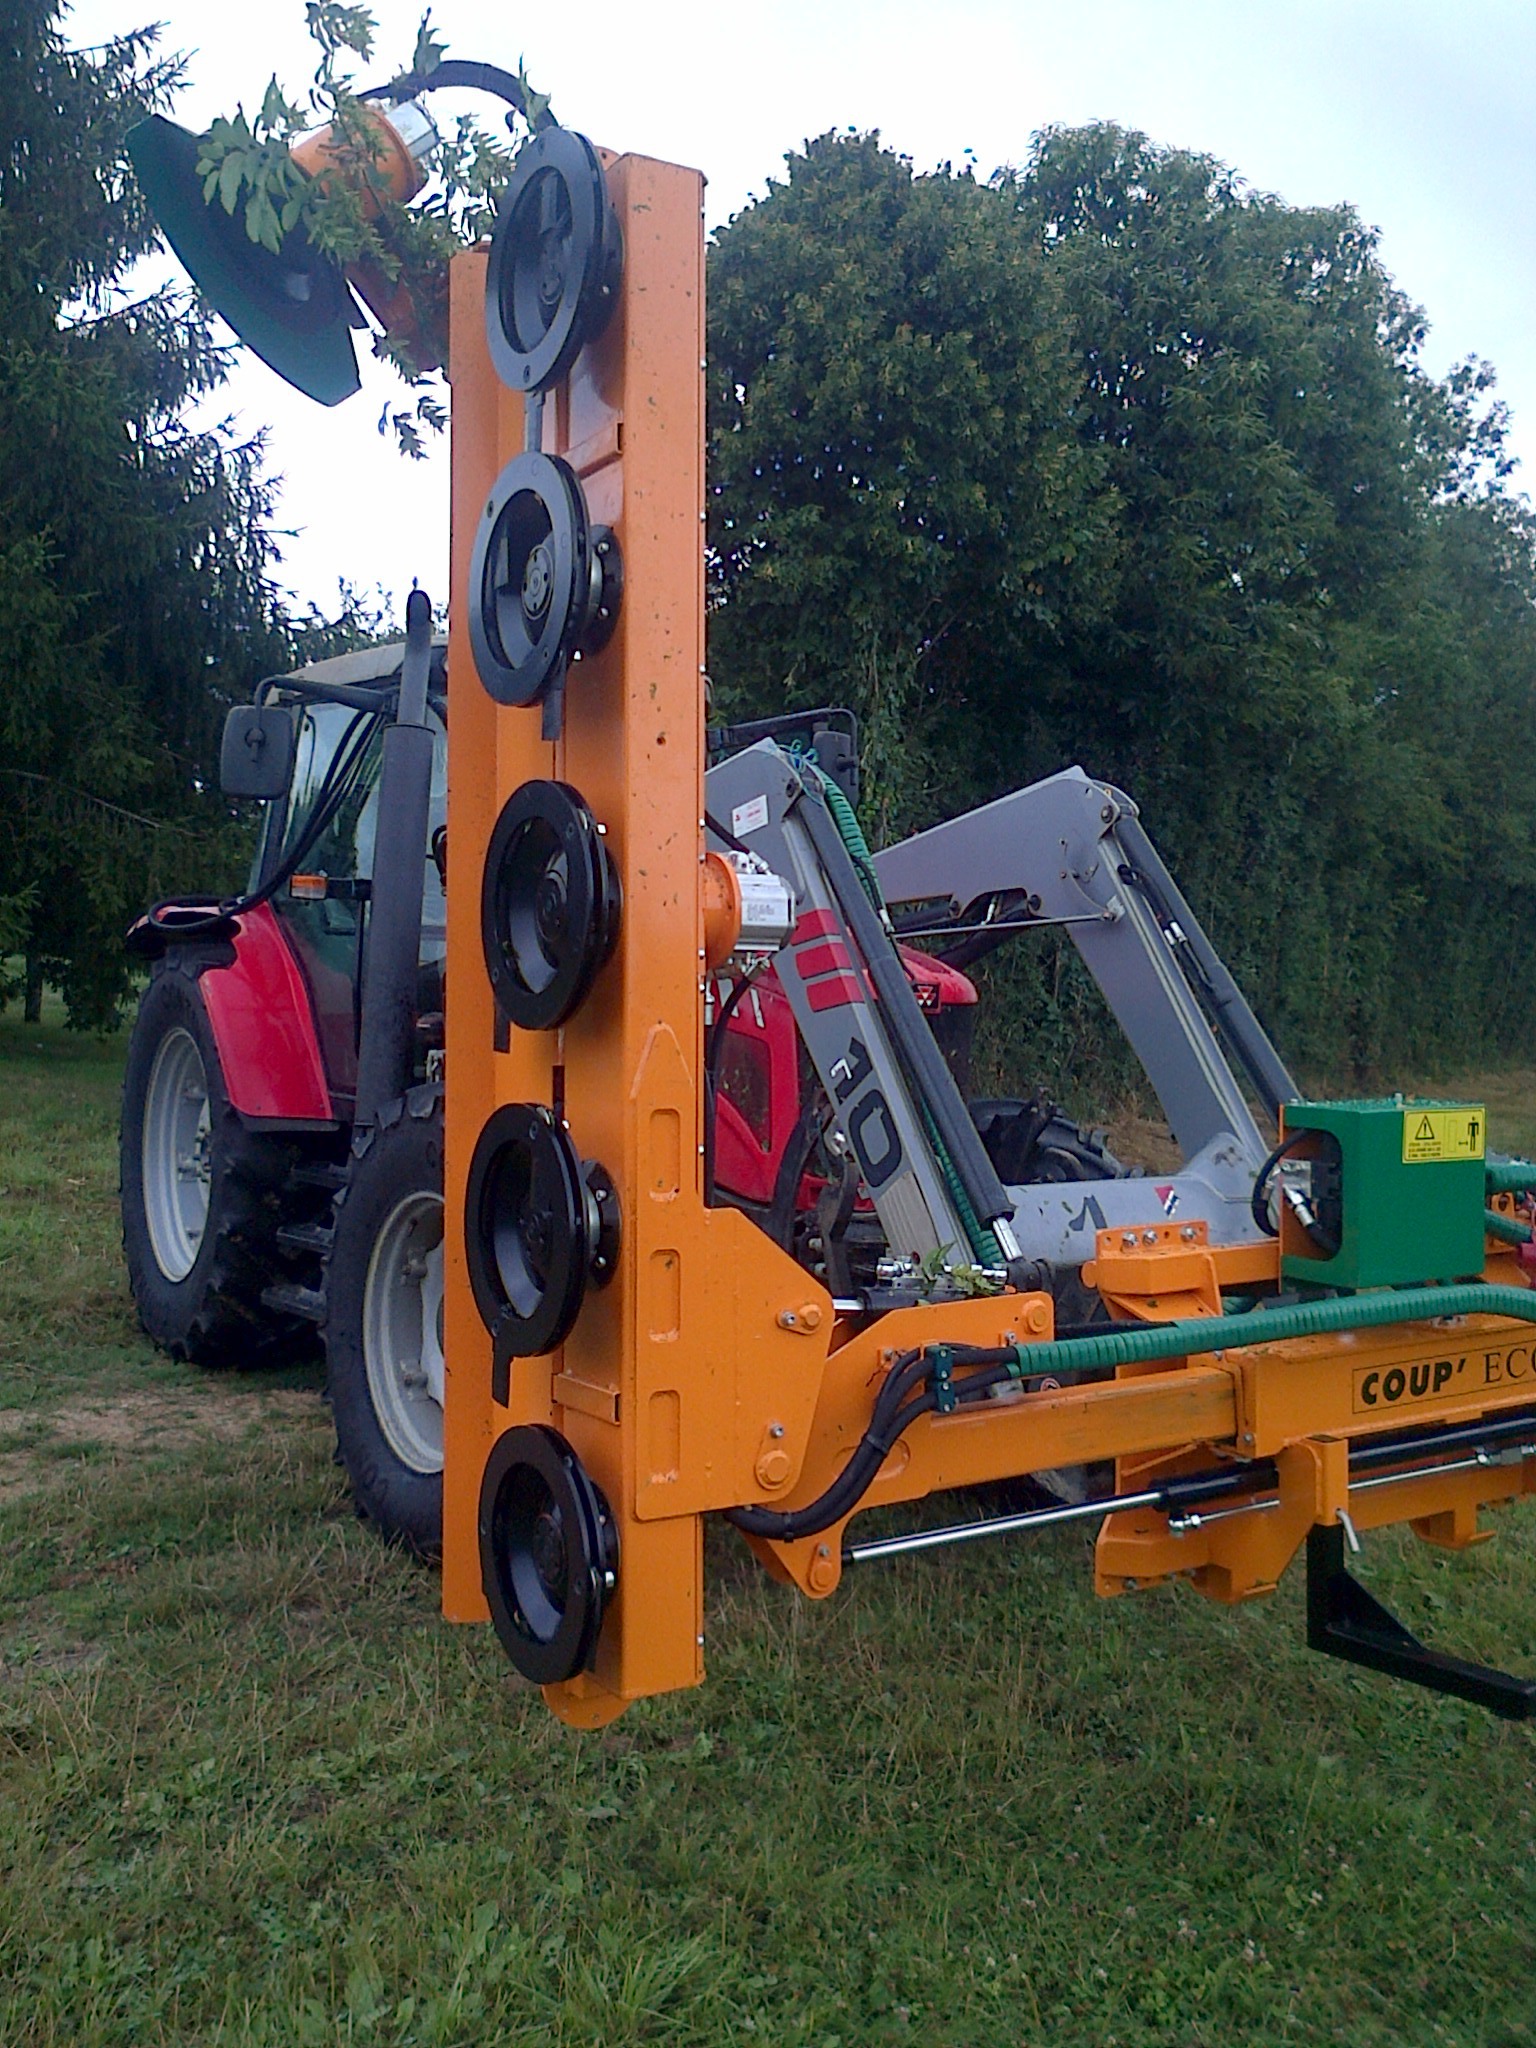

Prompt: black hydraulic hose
xmin=703 ymin=810 xmax=752 ymax=857
xmin=355 ymin=589 xmax=436 ymax=1124
xmin=1113 ymin=809 xmax=1298 ymax=1123
xmin=795 ymin=782 xmax=1013 ymax=1229
xmin=766 ymin=1100 xmax=823 ymax=1251
xmin=727 ymin=1346 xmax=1016 ymax=1540
xmin=141 ymin=703 xmax=381 ymax=940
xmin=363 ymin=59 xmax=558 ymax=129
xmin=1249 ymin=1128 xmax=1317 ymax=1238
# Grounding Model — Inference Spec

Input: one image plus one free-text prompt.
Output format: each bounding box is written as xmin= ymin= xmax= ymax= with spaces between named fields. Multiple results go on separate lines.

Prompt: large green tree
xmin=709 ymin=131 xmax=1114 ymax=840
xmin=708 ymin=126 xmax=1536 ymax=1089
xmin=0 ymin=3 xmax=292 ymax=1027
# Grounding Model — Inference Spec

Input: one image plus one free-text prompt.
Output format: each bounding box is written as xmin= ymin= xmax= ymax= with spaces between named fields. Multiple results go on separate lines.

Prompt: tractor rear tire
xmin=325 ymin=1086 xmax=445 ymax=1557
xmin=120 ymin=953 xmax=300 ymax=1365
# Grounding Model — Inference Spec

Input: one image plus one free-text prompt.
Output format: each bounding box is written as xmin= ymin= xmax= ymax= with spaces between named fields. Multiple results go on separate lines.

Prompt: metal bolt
xmin=1101 ymin=804 xmax=1114 ymax=822
xmin=816 ymin=1544 xmax=830 ymax=1558
xmin=1142 ymin=1230 xmax=1158 ymax=1246
xmin=769 ymin=1423 xmax=785 ymax=1439
xmin=1180 ymin=1225 xmax=1197 ymax=1242
xmin=1121 ymin=1232 xmax=1137 ymax=1250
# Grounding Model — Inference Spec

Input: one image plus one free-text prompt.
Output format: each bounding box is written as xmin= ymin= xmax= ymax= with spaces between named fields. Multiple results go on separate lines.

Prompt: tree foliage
xmin=708 ymin=126 xmax=1536 ymax=1091
xmin=0 ymin=2 xmax=304 ymax=1026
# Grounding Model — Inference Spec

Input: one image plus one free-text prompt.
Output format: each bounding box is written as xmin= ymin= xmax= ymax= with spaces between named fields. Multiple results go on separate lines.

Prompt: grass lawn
xmin=2 ymin=1008 xmax=1536 ymax=2045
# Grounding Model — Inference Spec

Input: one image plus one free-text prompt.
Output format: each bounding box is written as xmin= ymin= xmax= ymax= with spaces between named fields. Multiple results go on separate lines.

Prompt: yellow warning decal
xmin=1402 ymin=1107 xmax=1485 ymax=1164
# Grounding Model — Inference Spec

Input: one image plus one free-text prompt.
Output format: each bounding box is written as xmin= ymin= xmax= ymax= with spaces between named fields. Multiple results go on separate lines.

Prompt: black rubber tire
xmin=970 ymin=1098 xmax=1126 ymax=1186
xmin=325 ymin=1086 xmax=444 ymax=1557
xmin=120 ymin=952 xmax=300 ymax=1365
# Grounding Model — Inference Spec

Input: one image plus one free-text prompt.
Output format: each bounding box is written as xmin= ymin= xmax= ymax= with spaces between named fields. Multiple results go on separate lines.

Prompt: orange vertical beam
xmin=440 ymin=159 xmax=709 ymax=1722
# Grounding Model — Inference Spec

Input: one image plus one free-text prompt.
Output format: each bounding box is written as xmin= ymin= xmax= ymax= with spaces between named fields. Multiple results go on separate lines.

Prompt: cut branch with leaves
xmin=193 ymin=6 xmax=552 ymax=455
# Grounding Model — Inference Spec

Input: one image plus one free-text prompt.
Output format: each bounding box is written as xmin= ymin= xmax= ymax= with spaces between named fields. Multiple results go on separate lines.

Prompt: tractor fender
xmin=195 ymin=902 xmax=336 ymax=1126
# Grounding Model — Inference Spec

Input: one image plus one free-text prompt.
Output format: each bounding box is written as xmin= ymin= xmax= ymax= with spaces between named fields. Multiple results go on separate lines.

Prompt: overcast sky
xmin=65 ymin=0 xmax=1536 ymax=625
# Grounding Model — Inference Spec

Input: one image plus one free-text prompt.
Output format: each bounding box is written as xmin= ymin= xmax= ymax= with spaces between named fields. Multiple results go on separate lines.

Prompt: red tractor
xmin=121 ymin=640 xmax=1111 ymax=1551
xmin=121 ymin=609 xmax=449 ymax=1552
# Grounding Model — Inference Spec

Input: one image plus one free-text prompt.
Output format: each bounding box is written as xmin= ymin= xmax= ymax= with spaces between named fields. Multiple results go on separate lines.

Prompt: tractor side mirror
xmin=220 ymin=704 xmax=296 ymax=800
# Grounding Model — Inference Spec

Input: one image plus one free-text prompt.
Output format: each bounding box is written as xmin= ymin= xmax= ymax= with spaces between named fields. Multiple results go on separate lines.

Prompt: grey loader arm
xmin=872 ymin=767 xmax=1298 ymax=1174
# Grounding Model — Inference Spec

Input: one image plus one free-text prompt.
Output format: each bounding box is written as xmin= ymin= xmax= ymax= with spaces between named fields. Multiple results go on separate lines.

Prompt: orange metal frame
xmin=441 ymin=146 xmax=1536 ymax=1727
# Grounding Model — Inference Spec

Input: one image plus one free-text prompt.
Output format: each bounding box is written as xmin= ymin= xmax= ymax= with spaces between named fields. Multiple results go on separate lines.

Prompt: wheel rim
xmin=362 ymin=1191 xmax=446 ymax=1475
xmin=141 ymin=1026 xmax=212 ymax=1282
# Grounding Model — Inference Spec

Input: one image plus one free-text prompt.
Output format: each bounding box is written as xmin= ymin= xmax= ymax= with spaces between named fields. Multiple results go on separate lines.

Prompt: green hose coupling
xmin=927 ymin=1345 xmax=958 ymax=1414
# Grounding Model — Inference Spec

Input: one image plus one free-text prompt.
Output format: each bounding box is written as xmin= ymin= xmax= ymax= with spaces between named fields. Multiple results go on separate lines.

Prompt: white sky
xmin=66 ymin=0 xmax=1536 ymax=625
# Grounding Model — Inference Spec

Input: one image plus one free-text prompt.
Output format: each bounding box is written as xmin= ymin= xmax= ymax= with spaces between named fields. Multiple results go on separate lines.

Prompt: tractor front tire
xmin=325 ymin=1087 xmax=445 ymax=1557
xmin=120 ymin=953 xmax=298 ymax=1365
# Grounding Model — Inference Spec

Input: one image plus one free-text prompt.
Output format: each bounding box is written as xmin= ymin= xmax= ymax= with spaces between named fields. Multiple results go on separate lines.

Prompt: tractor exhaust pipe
xmin=354 ymin=587 xmax=435 ymax=1125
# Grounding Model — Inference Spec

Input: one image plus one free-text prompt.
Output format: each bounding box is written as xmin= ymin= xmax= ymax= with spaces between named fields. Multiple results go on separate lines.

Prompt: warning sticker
xmin=730 ymin=794 xmax=769 ymax=838
xmin=1402 ymin=1106 xmax=1485 ymax=1164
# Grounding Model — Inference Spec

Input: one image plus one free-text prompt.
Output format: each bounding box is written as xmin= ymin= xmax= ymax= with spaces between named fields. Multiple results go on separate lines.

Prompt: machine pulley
xmin=464 ymin=1102 xmax=620 ymax=1374
xmin=485 ymin=127 xmax=623 ymax=394
xmin=468 ymin=451 xmax=622 ymax=718
xmin=478 ymin=1423 xmax=618 ymax=1683
xmin=482 ymin=780 xmax=621 ymax=1030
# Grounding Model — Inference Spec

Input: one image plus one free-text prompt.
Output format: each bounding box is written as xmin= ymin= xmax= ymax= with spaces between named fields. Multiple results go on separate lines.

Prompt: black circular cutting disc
xmin=481 ymin=780 xmax=621 ymax=1030
xmin=465 ymin=1103 xmax=589 ymax=1358
xmin=478 ymin=1424 xmax=618 ymax=1684
xmin=468 ymin=452 xmax=587 ymax=708
xmin=486 ymin=128 xmax=623 ymax=394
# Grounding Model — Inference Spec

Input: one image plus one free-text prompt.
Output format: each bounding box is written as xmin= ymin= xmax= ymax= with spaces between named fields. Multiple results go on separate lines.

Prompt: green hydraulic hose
xmin=1485 ymin=1207 xmax=1533 ymax=1245
xmin=1487 ymin=1161 xmax=1536 ymax=1196
xmin=819 ymin=771 xmax=886 ymax=915
xmin=1008 ymin=1281 xmax=1536 ymax=1381
xmin=919 ymin=1104 xmax=1005 ymax=1270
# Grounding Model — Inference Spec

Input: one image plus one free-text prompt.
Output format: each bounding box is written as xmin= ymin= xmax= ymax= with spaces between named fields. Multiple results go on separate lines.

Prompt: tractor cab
xmin=246 ymin=641 xmax=449 ymax=1113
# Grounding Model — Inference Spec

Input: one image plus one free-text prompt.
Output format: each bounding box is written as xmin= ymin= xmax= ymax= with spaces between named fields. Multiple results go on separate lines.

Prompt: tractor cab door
xmin=262 ymin=697 xmax=447 ymax=1112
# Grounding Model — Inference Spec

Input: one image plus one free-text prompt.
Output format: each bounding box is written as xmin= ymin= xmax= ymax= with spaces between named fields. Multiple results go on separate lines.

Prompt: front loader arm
xmin=872 ymin=767 xmax=1295 ymax=1173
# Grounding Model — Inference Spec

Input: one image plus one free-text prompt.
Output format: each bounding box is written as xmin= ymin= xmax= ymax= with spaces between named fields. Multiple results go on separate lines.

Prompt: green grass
xmin=3 ymin=1010 xmax=1536 ymax=2045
